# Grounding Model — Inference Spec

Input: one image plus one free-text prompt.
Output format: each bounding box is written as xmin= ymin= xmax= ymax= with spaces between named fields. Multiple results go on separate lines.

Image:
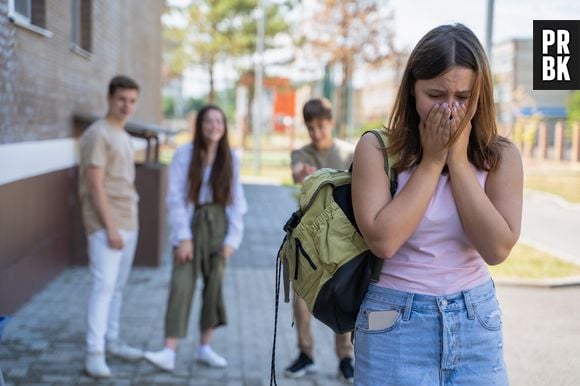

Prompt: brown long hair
xmin=387 ymin=23 xmax=508 ymax=172
xmin=188 ymin=105 xmax=233 ymax=205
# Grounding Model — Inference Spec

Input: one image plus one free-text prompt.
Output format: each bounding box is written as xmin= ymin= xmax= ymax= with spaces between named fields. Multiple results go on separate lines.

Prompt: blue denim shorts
xmin=354 ymin=280 xmax=509 ymax=386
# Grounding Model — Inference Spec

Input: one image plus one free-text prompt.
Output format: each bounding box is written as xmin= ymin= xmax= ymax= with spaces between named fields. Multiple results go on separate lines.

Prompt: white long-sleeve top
xmin=166 ymin=143 xmax=247 ymax=249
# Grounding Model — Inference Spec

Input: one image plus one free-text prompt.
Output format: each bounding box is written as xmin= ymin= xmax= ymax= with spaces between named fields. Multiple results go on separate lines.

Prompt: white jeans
xmin=86 ymin=229 xmax=138 ymax=353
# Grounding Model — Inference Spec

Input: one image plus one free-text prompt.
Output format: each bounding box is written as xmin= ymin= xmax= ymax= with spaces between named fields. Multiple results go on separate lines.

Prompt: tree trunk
xmin=343 ymin=54 xmax=353 ymax=139
xmin=337 ymin=63 xmax=346 ymax=139
xmin=337 ymin=55 xmax=354 ymax=139
xmin=336 ymin=2 xmax=350 ymax=139
xmin=241 ymin=72 xmax=255 ymax=150
xmin=208 ymin=59 xmax=215 ymax=103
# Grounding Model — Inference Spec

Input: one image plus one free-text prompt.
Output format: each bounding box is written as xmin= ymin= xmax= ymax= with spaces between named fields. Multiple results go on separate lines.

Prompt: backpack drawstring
xmin=270 ymin=234 xmax=286 ymax=386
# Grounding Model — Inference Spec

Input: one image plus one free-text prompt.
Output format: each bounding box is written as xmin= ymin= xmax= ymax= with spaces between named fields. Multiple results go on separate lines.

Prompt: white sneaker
xmin=197 ymin=346 xmax=227 ymax=368
xmin=107 ymin=341 xmax=143 ymax=360
xmin=85 ymin=352 xmax=112 ymax=378
xmin=144 ymin=348 xmax=176 ymax=372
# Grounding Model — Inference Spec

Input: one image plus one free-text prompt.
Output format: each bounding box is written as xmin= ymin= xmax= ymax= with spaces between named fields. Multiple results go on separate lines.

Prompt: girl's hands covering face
xmin=448 ymin=102 xmax=472 ymax=166
xmin=414 ymin=65 xmax=475 ymax=167
xmin=420 ymin=102 xmax=451 ymax=166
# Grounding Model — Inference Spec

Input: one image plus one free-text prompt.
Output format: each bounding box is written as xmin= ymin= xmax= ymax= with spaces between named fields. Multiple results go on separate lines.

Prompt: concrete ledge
xmin=495 ymin=276 xmax=580 ymax=288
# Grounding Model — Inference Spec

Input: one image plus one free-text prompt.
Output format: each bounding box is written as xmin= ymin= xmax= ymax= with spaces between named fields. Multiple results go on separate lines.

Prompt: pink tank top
xmin=377 ymin=165 xmax=491 ymax=295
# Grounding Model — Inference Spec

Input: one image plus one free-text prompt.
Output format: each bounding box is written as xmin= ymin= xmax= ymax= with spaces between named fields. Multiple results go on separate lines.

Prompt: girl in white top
xmin=145 ymin=105 xmax=247 ymax=372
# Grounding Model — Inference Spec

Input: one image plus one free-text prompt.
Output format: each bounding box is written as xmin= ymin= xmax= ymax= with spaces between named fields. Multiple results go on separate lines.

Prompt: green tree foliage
xmin=296 ymin=0 xmax=397 ymax=138
xmin=175 ymin=93 xmax=234 ymax=124
xmin=163 ymin=95 xmax=176 ymax=118
xmin=213 ymin=88 xmax=237 ymax=125
xmin=564 ymin=91 xmax=580 ymax=141
xmin=567 ymin=91 xmax=580 ymax=125
xmin=184 ymin=97 xmax=206 ymax=116
xmin=163 ymin=0 xmax=292 ymax=102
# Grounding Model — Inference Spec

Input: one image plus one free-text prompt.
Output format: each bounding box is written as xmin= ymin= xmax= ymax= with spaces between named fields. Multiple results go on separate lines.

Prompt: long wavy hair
xmin=188 ymin=105 xmax=233 ymax=205
xmin=387 ymin=23 xmax=509 ymax=172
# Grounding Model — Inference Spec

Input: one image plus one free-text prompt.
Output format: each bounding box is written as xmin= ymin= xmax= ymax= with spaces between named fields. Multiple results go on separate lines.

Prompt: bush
xmin=353 ymin=118 xmax=388 ymax=139
xmin=163 ymin=95 xmax=175 ymax=118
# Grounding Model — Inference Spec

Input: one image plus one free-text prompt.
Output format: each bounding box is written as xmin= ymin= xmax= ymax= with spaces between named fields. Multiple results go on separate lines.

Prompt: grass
xmin=489 ymin=243 xmax=580 ymax=279
xmin=240 ymin=150 xmax=294 ymax=186
xmin=523 ymin=160 xmax=580 ymax=203
xmin=524 ymin=174 xmax=580 ymax=203
xmin=240 ymin=163 xmax=294 ymax=186
xmin=241 ymin=150 xmax=291 ymax=167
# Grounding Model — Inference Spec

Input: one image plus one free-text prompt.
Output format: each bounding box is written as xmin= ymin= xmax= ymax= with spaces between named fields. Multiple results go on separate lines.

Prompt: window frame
xmin=71 ymin=0 xmax=93 ymax=56
xmin=8 ymin=0 xmax=53 ymax=38
xmin=9 ymin=0 xmax=32 ymax=25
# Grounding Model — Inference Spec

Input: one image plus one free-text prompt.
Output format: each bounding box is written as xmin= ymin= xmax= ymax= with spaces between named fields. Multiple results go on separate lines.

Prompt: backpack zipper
xmin=294 ymin=238 xmax=317 ymax=280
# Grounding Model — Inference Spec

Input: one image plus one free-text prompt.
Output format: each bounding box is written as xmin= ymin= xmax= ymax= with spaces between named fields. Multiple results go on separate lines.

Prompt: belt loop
xmin=462 ymin=290 xmax=475 ymax=320
xmin=402 ymin=293 xmax=414 ymax=321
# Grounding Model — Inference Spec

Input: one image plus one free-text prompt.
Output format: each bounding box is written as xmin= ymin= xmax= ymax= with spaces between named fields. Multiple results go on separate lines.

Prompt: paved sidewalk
xmin=0 ymin=183 xmax=579 ymax=386
xmin=521 ymin=190 xmax=580 ymax=264
xmin=0 ymin=184 xmax=345 ymax=386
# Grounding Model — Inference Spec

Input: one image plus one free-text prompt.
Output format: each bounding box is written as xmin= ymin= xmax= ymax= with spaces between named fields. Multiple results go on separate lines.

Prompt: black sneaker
xmin=338 ymin=357 xmax=354 ymax=384
xmin=284 ymin=352 xmax=316 ymax=378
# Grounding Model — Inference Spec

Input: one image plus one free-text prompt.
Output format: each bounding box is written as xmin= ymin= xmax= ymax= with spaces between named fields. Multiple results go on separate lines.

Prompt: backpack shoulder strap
xmin=363 ymin=130 xmax=390 ymax=175
xmin=362 ymin=130 xmax=398 ymax=283
xmin=362 ymin=129 xmax=398 ymax=196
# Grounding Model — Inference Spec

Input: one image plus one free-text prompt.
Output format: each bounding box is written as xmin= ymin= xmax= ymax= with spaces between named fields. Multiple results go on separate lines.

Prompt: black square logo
xmin=533 ymin=20 xmax=580 ymax=90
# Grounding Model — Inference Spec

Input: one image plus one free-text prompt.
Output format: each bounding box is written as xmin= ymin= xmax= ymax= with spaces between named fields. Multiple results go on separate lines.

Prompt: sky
xmin=172 ymin=0 xmax=580 ymax=97
xmin=389 ymin=0 xmax=580 ymax=50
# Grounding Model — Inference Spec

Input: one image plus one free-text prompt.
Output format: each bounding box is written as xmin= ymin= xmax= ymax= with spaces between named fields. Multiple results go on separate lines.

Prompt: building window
xmin=72 ymin=0 xmax=92 ymax=53
xmin=13 ymin=0 xmax=30 ymax=21
xmin=9 ymin=0 xmax=46 ymax=29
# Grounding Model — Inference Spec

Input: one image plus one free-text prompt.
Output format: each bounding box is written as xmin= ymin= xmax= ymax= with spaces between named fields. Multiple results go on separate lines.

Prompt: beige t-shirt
xmin=78 ymin=119 xmax=139 ymax=234
xmin=291 ymin=138 xmax=355 ymax=171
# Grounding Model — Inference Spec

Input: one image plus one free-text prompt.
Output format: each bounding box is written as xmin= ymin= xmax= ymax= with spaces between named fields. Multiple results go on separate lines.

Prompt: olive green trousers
xmin=164 ymin=204 xmax=227 ymax=337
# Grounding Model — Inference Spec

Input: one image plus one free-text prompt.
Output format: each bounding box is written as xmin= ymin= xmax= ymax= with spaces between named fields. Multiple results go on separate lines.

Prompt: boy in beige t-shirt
xmin=287 ymin=98 xmax=355 ymax=383
xmin=78 ymin=76 xmax=142 ymax=378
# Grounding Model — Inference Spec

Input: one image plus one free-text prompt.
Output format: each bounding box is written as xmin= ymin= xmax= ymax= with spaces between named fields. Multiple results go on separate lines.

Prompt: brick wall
xmin=0 ymin=0 xmax=164 ymax=313
xmin=0 ymin=0 xmax=163 ymax=144
xmin=0 ymin=0 xmax=17 ymax=142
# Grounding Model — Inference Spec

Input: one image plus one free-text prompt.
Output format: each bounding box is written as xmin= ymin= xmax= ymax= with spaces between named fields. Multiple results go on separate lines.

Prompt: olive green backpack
xmin=270 ymin=130 xmax=398 ymax=385
xmin=272 ymin=130 xmax=397 ymax=378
